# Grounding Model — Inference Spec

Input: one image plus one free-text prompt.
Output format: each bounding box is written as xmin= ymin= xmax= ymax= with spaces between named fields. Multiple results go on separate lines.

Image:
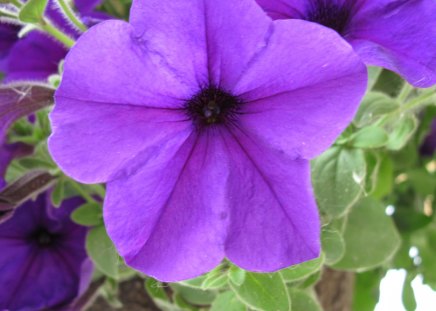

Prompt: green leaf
xmin=86 ymin=225 xmax=119 ymax=278
xmin=230 ymin=272 xmax=290 ymax=311
xmin=364 ymin=151 xmax=381 ymax=195
xmin=312 ymin=147 xmax=366 ymax=218
xmin=371 ymin=155 xmax=394 ymax=199
xmin=71 ymin=202 xmax=102 ymax=226
xmin=145 ymin=279 xmax=177 ymax=311
xmin=354 ymin=92 xmax=398 ymax=127
xmin=352 ymin=270 xmax=383 ymax=311
xmin=367 ymin=67 xmax=383 ymax=90
xmin=407 ymin=168 xmax=436 ymax=196
xmin=211 ymin=292 xmax=246 ymax=311
xmin=288 ymin=289 xmax=321 ymax=311
xmin=321 ymin=227 xmax=345 ymax=265
xmin=402 ymin=274 xmax=417 ymax=311
xmin=280 ymin=255 xmax=324 ymax=283
xmin=170 ymin=284 xmax=216 ymax=306
xmin=228 ymin=266 xmax=246 ymax=287
xmin=386 ymin=115 xmax=418 ymax=150
xmin=349 ymin=126 xmax=389 ymax=149
xmin=50 ymin=179 xmax=64 ymax=208
xmin=201 ymin=270 xmax=228 ymax=290
xmin=333 ymin=198 xmax=401 ymax=271
xmin=18 ymin=0 xmax=48 ymax=23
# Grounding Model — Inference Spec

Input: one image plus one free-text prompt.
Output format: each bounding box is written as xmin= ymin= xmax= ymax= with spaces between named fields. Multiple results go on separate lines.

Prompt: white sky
xmin=375 ymin=270 xmax=436 ymax=311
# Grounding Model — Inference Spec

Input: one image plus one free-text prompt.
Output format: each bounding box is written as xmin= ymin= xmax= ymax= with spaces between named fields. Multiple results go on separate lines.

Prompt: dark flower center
xmin=30 ymin=228 xmax=58 ymax=247
xmin=306 ymin=0 xmax=352 ymax=34
xmin=186 ymin=86 xmax=241 ymax=127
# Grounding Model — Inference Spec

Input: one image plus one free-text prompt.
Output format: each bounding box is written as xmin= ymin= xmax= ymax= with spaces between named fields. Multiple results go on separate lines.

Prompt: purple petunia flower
xmin=0 ymin=193 xmax=92 ymax=311
xmin=256 ymin=0 xmax=436 ymax=88
xmin=49 ymin=0 xmax=367 ymax=281
xmin=0 ymin=0 xmax=104 ymax=82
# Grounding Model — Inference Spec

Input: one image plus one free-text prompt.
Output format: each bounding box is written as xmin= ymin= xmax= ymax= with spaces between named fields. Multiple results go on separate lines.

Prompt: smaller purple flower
xmin=0 ymin=193 xmax=92 ymax=311
xmin=256 ymin=0 xmax=436 ymax=87
xmin=0 ymin=0 xmax=106 ymax=82
xmin=421 ymin=119 xmax=436 ymax=156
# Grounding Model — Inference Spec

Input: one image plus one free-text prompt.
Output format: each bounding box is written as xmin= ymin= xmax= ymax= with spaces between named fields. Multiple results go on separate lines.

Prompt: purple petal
xmin=104 ymin=131 xmax=229 ymax=282
xmin=5 ymin=31 xmax=66 ymax=82
xmin=348 ymin=0 xmax=436 ymax=87
xmin=55 ymin=20 xmax=195 ymax=106
xmin=0 ymin=83 xmax=54 ymax=141
xmin=255 ymin=0 xmax=307 ymax=19
xmin=0 ymin=143 xmax=33 ymax=189
xmin=234 ymin=20 xmax=366 ymax=159
xmin=0 ymin=23 xmax=19 ymax=72
xmin=420 ymin=119 xmax=436 ymax=156
xmin=223 ymin=127 xmax=320 ymax=271
xmin=130 ymin=0 xmax=276 ymax=89
xmin=50 ymin=20 xmax=197 ymax=184
xmin=74 ymin=0 xmax=103 ymax=15
xmin=49 ymin=98 xmax=192 ymax=184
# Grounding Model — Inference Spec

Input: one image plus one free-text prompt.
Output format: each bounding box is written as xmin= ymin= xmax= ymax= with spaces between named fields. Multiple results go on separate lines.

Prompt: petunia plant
xmin=0 ymin=0 xmax=435 ymax=310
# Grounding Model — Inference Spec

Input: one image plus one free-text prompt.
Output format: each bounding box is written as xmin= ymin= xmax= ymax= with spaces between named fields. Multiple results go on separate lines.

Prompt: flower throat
xmin=306 ymin=0 xmax=352 ymax=34
xmin=186 ymin=86 xmax=241 ymax=128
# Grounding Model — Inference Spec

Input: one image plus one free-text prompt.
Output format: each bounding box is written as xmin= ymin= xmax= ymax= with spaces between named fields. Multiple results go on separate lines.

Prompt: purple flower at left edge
xmin=256 ymin=0 xmax=436 ymax=88
xmin=0 ymin=193 xmax=92 ymax=311
xmin=420 ymin=119 xmax=436 ymax=156
xmin=0 ymin=142 xmax=33 ymax=188
xmin=0 ymin=0 xmax=105 ymax=82
xmin=49 ymin=0 xmax=367 ymax=281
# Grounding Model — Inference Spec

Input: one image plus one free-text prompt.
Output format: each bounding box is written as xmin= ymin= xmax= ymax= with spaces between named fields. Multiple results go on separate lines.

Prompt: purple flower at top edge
xmin=48 ymin=0 xmax=367 ymax=282
xmin=255 ymin=0 xmax=436 ymax=88
xmin=420 ymin=119 xmax=436 ymax=156
xmin=0 ymin=0 xmax=106 ymax=82
xmin=0 ymin=193 xmax=92 ymax=311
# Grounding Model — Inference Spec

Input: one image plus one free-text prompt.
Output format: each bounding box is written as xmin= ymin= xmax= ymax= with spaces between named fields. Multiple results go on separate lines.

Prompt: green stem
xmin=70 ymin=181 xmax=98 ymax=203
xmin=0 ymin=7 xmax=18 ymax=18
xmin=39 ymin=19 xmax=75 ymax=48
xmin=55 ymin=0 xmax=87 ymax=32
xmin=10 ymin=0 xmax=23 ymax=8
xmin=399 ymin=88 xmax=436 ymax=114
xmin=397 ymin=83 xmax=414 ymax=102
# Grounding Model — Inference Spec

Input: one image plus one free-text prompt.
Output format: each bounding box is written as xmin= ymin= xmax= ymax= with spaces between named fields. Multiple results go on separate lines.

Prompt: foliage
xmin=0 ymin=0 xmax=435 ymax=310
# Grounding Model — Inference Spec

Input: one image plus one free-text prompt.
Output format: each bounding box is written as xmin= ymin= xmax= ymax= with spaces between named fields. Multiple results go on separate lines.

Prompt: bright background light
xmin=375 ymin=270 xmax=436 ymax=311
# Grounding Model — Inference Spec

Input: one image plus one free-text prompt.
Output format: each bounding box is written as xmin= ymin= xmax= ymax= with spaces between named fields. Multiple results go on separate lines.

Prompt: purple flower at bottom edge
xmin=48 ymin=0 xmax=367 ymax=282
xmin=0 ymin=193 xmax=92 ymax=311
xmin=255 ymin=0 xmax=436 ymax=88
xmin=0 ymin=0 xmax=106 ymax=82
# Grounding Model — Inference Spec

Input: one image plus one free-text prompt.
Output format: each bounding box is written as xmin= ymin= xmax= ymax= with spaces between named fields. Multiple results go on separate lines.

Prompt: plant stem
xmin=397 ymin=83 xmax=414 ymax=102
xmin=69 ymin=181 xmax=98 ymax=203
xmin=399 ymin=88 xmax=436 ymax=114
xmin=0 ymin=7 xmax=18 ymax=18
xmin=39 ymin=19 xmax=75 ymax=48
xmin=55 ymin=0 xmax=87 ymax=32
xmin=10 ymin=0 xmax=23 ymax=9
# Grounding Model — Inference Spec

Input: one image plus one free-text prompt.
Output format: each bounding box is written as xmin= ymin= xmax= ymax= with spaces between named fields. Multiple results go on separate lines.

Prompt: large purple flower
xmin=49 ymin=0 xmax=367 ymax=281
xmin=256 ymin=0 xmax=436 ymax=88
xmin=0 ymin=193 xmax=92 ymax=310
xmin=0 ymin=0 xmax=104 ymax=81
